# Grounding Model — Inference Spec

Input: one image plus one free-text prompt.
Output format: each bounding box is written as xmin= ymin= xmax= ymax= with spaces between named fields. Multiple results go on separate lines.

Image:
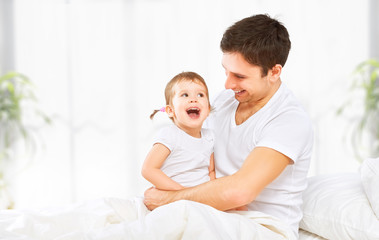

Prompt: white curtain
xmin=10 ymin=0 xmax=369 ymax=208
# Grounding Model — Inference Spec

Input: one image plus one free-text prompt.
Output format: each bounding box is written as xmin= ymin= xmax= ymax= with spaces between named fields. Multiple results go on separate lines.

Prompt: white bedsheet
xmin=298 ymin=229 xmax=326 ymax=240
xmin=0 ymin=197 xmax=296 ymax=240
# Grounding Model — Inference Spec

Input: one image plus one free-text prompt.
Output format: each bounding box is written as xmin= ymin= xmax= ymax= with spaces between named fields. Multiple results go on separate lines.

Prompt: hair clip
xmin=160 ymin=107 xmax=166 ymax=112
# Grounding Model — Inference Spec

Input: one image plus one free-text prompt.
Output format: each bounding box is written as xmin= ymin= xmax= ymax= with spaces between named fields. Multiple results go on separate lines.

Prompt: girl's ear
xmin=165 ymin=105 xmax=174 ymax=118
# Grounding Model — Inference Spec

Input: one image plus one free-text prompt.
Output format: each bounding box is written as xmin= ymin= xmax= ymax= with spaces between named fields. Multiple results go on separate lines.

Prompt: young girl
xmin=142 ymin=71 xmax=215 ymax=191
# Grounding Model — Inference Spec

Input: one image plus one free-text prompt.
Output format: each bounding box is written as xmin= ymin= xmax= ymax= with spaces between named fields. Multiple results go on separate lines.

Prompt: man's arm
xmin=144 ymin=146 xmax=291 ymax=210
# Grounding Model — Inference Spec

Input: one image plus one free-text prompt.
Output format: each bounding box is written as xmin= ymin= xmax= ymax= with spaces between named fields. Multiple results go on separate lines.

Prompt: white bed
xmin=299 ymin=229 xmax=326 ymax=240
xmin=0 ymin=158 xmax=378 ymax=240
xmin=298 ymin=158 xmax=379 ymax=240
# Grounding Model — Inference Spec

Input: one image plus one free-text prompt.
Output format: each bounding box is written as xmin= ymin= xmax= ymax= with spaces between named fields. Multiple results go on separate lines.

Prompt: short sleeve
xmin=152 ymin=125 xmax=178 ymax=152
xmin=257 ymin=110 xmax=313 ymax=163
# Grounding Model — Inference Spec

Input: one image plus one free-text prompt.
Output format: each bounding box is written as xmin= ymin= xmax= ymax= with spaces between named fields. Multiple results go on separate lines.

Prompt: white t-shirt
xmin=153 ymin=124 xmax=214 ymax=187
xmin=206 ymin=83 xmax=313 ymax=236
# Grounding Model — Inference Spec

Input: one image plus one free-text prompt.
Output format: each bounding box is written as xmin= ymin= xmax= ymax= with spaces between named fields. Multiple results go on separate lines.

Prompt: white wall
xmin=9 ymin=0 xmax=369 ymax=208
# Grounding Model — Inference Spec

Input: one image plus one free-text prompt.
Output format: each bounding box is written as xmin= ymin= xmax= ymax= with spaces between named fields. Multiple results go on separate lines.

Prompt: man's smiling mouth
xmin=234 ymin=90 xmax=245 ymax=95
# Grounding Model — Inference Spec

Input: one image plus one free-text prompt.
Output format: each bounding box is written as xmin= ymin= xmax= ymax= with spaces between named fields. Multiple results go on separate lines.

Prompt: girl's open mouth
xmin=186 ymin=107 xmax=200 ymax=119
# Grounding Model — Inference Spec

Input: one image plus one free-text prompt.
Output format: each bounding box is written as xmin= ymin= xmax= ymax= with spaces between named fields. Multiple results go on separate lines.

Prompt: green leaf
xmin=337 ymin=58 xmax=379 ymax=161
xmin=0 ymin=71 xmax=51 ymax=166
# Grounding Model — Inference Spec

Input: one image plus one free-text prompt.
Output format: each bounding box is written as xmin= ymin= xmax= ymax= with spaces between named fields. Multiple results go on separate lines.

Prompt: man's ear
xmin=269 ymin=64 xmax=282 ymax=82
xmin=165 ymin=105 xmax=174 ymax=118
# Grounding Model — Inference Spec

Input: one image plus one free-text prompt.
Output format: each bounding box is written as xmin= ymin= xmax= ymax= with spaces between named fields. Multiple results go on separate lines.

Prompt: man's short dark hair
xmin=220 ymin=14 xmax=291 ymax=76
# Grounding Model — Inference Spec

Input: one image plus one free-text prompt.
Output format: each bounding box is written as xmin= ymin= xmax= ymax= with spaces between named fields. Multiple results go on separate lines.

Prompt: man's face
xmin=222 ymin=52 xmax=272 ymax=107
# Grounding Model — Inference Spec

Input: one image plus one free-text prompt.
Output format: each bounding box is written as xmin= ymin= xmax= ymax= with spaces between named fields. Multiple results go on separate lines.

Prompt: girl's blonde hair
xmin=150 ymin=71 xmax=210 ymax=120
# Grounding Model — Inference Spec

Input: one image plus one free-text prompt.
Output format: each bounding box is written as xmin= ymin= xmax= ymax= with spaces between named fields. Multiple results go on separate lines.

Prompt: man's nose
xmin=224 ymin=75 xmax=235 ymax=89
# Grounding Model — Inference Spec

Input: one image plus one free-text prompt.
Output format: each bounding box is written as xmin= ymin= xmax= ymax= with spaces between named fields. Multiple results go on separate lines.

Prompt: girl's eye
xmin=197 ymin=93 xmax=204 ymax=97
xmin=181 ymin=93 xmax=188 ymax=97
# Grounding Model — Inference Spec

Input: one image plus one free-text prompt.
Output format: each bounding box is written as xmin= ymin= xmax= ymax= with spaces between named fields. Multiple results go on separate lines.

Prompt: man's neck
xmin=235 ymin=81 xmax=281 ymax=125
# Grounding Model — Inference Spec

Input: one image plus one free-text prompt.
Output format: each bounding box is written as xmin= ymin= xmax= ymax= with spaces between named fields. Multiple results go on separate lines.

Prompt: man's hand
xmin=143 ymin=187 xmax=171 ymax=210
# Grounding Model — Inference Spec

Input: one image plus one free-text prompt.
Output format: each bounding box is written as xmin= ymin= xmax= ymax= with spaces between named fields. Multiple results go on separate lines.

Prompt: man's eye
xmin=181 ymin=93 xmax=188 ymax=97
xmin=197 ymin=93 xmax=204 ymax=97
xmin=236 ymin=75 xmax=244 ymax=79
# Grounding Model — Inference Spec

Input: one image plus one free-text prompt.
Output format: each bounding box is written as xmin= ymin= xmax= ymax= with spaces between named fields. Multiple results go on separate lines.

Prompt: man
xmin=144 ymin=14 xmax=313 ymax=238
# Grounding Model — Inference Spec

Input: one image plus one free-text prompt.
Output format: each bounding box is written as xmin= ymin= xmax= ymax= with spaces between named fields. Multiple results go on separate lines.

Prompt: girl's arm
xmin=141 ymin=143 xmax=184 ymax=191
xmin=208 ymin=153 xmax=216 ymax=180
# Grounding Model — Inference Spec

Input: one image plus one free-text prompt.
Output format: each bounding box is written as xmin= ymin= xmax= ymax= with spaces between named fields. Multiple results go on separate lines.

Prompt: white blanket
xmin=0 ymin=198 xmax=296 ymax=240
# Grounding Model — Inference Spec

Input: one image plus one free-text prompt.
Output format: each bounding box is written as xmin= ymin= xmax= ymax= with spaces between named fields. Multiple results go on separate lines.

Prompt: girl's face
xmin=166 ymin=80 xmax=210 ymax=138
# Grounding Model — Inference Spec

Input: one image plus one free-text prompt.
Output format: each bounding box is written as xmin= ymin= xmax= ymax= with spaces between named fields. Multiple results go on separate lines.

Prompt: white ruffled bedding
xmin=298 ymin=229 xmax=326 ymax=240
xmin=299 ymin=157 xmax=379 ymax=240
xmin=2 ymin=158 xmax=378 ymax=240
xmin=0 ymin=197 xmax=296 ymax=240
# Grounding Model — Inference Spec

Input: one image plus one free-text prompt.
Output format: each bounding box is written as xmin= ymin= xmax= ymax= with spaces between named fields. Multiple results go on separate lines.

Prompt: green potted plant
xmin=337 ymin=59 xmax=379 ymax=161
xmin=0 ymin=71 xmax=50 ymax=209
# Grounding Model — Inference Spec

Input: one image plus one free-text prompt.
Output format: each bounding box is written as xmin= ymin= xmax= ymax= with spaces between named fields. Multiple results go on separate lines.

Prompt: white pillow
xmin=360 ymin=157 xmax=379 ymax=218
xmin=300 ymin=173 xmax=379 ymax=240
